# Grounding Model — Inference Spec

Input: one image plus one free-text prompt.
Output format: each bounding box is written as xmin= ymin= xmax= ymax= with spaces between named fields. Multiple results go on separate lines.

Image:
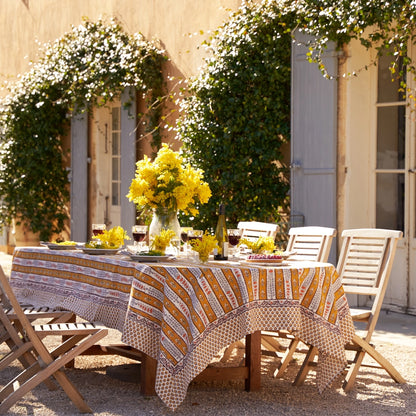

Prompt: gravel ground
xmin=1 ymin=252 xmax=416 ymax=416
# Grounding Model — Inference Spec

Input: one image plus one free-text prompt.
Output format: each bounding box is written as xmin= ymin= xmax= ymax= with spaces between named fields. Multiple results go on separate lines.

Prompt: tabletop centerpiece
xmin=149 ymin=229 xmax=177 ymax=255
xmin=127 ymin=144 xmax=211 ymax=243
xmin=189 ymin=231 xmax=219 ymax=263
xmin=238 ymin=236 xmax=276 ymax=254
xmin=85 ymin=226 xmax=130 ymax=249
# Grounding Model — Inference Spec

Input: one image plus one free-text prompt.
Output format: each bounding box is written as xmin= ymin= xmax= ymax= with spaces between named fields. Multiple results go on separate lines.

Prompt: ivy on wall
xmin=2 ymin=2 xmax=416 ymax=238
xmin=0 ymin=18 xmax=165 ymax=240
xmin=287 ymin=0 xmax=416 ymax=86
xmin=176 ymin=2 xmax=292 ymax=230
xmin=176 ymin=0 xmax=416 ymax=230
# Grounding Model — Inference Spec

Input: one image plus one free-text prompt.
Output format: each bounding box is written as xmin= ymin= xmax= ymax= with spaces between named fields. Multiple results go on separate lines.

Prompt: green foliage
xmin=0 ymin=18 xmax=165 ymax=240
xmin=287 ymin=0 xmax=416 ymax=84
xmin=2 ymin=1 xmax=416 ymax=239
xmin=177 ymin=2 xmax=292 ymax=230
xmin=177 ymin=0 xmax=416 ymax=230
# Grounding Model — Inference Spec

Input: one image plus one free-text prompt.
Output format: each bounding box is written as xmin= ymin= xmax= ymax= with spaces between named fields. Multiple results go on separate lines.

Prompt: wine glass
xmin=180 ymin=227 xmax=193 ymax=255
xmin=227 ymin=229 xmax=242 ymax=258
xmin=188 ymin=229 xmax=203 ymax=242
xmin=187 ymin=230 xmax=203 ymax=261
xmin=132 ymin=225 xmax=148 ymax=253
xmin=92 ymin=224 xmax=106 ymax=237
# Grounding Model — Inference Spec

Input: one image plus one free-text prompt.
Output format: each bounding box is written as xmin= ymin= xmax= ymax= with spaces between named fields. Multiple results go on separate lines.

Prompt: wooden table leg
xmin=140 ymin=353 xmax=157 ymax=396
xmin=245 ymin=330 xmax=261 ymax=391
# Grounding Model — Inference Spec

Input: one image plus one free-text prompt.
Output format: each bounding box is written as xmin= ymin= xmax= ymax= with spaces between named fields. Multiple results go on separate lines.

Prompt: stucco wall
xmin=0 ymin=0 xmax=244 ymax=247
xmin=0 ymin=0 xmax=243 ymax=90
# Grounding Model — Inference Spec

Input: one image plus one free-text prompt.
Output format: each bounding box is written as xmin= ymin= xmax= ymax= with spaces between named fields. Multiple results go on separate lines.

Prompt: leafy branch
xmin=0 ymin=17 xmax=166 ymax=240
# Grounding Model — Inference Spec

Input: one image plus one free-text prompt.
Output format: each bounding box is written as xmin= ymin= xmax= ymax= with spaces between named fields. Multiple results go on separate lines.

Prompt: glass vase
xmin=149 ymin=208 xmax=181 ymax=254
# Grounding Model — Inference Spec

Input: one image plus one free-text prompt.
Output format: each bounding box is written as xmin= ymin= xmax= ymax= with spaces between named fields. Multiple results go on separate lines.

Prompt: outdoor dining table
xmin=10 ymin=247 xmax=355 ymax=410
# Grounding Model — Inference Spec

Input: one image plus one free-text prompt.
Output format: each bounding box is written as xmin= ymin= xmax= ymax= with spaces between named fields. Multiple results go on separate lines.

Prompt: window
xmin=375 ymin=52 xmax=406 ymax=232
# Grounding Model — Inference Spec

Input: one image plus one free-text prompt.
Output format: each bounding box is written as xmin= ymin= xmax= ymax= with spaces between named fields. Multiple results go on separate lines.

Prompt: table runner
xmin=11 ymin=248 xmax=355 ymax=410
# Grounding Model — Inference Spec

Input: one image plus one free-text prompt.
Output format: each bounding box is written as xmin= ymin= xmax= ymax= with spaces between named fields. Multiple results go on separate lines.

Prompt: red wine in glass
xmin=132 ymin=225 xmax=148 ymax=253
xmin=92 ymin=224 xmax=106 ymax=236
xmin=133 ymin=232 xmax=146 ymax=242
xmin=188 ymin=230 xmax=203 ymax=243
xmin=181 ymin=232 xmax=189 ymax=243
xmin=227 ymin=229 xmax=242 ymax=258
xmin=228 ymin=234 xmax=241 ymax=247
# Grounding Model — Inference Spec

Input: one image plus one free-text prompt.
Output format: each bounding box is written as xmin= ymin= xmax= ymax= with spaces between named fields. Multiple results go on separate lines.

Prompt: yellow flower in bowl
xmin=238 ymin=236 xmax=275 ymax=254
xmin=86 ymin=226 xmax=130 ymax=249
xmin=150 ymin=229 xmax=176 ymax=254
xmin=189 ymin=231 xmax=219 ymax=263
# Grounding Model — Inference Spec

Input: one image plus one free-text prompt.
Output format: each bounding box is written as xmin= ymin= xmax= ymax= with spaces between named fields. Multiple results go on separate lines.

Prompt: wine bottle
xmin=214 ymin=203 xmax=228 ymax=260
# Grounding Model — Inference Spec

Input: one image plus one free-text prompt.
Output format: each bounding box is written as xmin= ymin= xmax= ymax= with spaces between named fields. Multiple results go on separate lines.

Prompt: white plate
xmin=245 ymin=258 xmax=284 ymax=263
xmin=128 ymin=254 xmax=173 ymax=263
xmin=41 ymin=242 xmax=78 ymax=250
xmin=81 ymin=248 xmax=120 ymax=255
xmin=240 ymin=260 xmax=289 ymax=267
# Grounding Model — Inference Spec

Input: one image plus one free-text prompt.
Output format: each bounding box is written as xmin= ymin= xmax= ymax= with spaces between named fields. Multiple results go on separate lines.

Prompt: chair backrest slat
xmin=337 ymin=228 xmax=402 ymax=337
xmin=237 ymin=221 xmax=278 ymax=241
xmin=286 ymin=226 xmax=336 ymax=262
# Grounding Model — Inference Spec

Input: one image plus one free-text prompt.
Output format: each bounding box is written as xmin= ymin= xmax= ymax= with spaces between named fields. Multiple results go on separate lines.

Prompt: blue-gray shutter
xmin=70 ymin=111 xmax=88 ymax=242
xmin=120 ymin=87 xmax=137 ymax=232
xmin=291 ymin=31 xmax=338 ymax=263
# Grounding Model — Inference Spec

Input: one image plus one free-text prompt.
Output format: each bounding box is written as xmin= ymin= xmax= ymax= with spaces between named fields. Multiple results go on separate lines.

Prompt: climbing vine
xmin=288 ymin=0 xmax=416 ymax=89
xmin=176 ymin=0 xmax=416 ymax=230
xmin=2 ymin=2 xmax=416 ymax=238
xmin=176 ymin=2 xmax=293 ymax=230
xmin=0 ymin=18 xmax=166 ymax=240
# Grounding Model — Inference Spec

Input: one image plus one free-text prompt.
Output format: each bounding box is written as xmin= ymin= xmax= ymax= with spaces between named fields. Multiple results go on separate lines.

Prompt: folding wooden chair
xmin=0 ymin=266 xmax=108 ymax=414
xmin=291 ymin=228 xmax=405 ymax=390
xmin=219 ymin=221 xmax=279 ymax=362
xmin=222 ymin=225 xmax=337 ymax=363
xmin=1 ymin=273 xmax=75 ymax=325
xmin=265 ymin=226 xmax=337 ymax=375
xmin=237 ymin=221 xmax=279 ymax=241
xmin=285 ymin=226 xmax=337 ymax=262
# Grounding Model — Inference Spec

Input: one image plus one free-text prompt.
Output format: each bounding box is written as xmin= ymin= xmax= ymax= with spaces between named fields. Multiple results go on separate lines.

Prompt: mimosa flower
xmin=127 ymin=143 xmax=211 ymax=215
xmin=87 ymin=226 xmax=130 ymax=249
xmin=238 ymin=236 xmax=276 ymax=254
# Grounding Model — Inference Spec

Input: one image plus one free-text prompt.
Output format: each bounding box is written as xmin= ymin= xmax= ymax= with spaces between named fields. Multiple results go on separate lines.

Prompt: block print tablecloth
xmin=11 ymin=248 xmax=355 ymax=410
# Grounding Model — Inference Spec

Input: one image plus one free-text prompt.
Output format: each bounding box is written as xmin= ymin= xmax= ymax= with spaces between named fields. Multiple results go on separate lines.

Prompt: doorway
xmin=91 ymin=103 xmax=121 ymax=231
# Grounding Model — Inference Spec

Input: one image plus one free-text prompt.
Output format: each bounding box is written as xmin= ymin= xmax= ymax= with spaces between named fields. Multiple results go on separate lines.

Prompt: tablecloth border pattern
xmin=10 ymin=248 xmax=355 ymax=411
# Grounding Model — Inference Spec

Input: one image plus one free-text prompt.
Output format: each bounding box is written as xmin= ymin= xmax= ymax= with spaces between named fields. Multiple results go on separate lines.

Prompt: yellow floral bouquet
xmin=150 ymin=229 xmax=176 ymax=255
xmin=238 ymin=236 xmax=276 ymax=254
xmin=189 ymin=231 xmax=219 ymax=263
xmin=86 ymin=226 xmax=130 ymax=249
xmin=126 ymin=144 xmax=211 ymax=216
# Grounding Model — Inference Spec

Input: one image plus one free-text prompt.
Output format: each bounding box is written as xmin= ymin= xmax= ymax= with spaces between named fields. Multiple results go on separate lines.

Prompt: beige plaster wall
xmin=0 ymin=0 xmax=243 ymax=90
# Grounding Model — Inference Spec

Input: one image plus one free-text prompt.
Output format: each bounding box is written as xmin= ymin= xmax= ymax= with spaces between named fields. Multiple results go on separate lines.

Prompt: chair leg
xmin=0 ymin=331 xmax=105 ymax=414
xmin=220 ymin=340 xmax=245 ymax=363
xmin=293 ymin=345 xmax=318 ymax=386
xmin=0 ymin=364 xmax=92 ymax=414
xmin=344 ymin=334 xmax=406 ymax=391
xmin=274 ymin=337 xmax=301 ymax=378
xmin=260 ymin=333 xmax=284 ymax=353
xmin=343 ymin=349 xmax=366 ymax=392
